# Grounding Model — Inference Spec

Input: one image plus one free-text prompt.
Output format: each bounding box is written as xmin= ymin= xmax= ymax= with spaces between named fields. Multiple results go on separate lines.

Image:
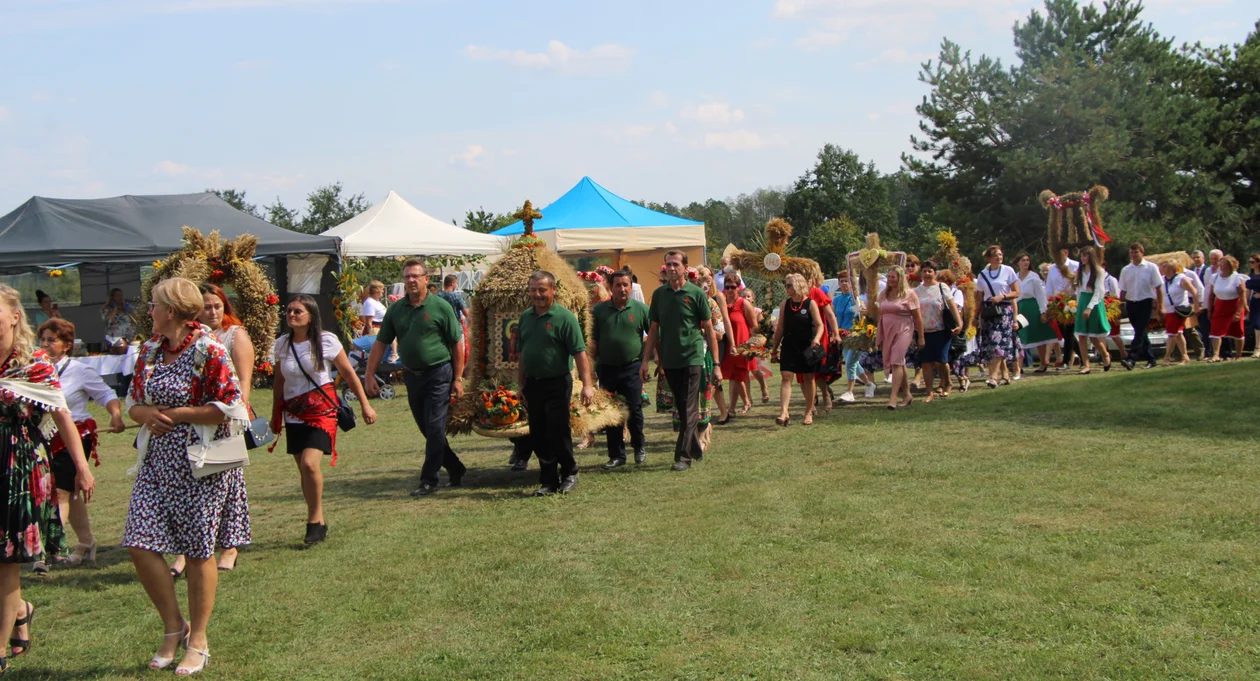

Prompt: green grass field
xmin=17 ymin=361 xmax=1260 ymax=680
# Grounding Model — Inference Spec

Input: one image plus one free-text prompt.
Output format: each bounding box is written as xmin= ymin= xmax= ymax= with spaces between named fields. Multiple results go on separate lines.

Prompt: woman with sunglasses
xmin=719 ymin=273 xmax=756 ymax=419
xmin=271 ymin=296 xmax=376 ymax=546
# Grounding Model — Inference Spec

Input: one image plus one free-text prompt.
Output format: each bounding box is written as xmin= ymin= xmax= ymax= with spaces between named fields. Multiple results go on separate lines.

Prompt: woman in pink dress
xmin=876 ymin=266 xmax=925 ymax=410
xmin=719 ymin=273 xmax=756 ymax=420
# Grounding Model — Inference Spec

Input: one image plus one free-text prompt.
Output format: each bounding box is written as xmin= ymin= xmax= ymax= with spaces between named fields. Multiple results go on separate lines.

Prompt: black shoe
xmin=671 ymin=460 xmax=691 ymax=472
xmin=634 ymin=449 xmax=647 ymax=464
xmin=411 ymin=483 xmax=438 ymax=497
xmin=1145 ymin=360 xmax=1157 ymax=369
xmin=447 ymin=468 xmax=466 ymax=487
xmin=1122 ymin=359 xmax=1134 ymax=371
xmin=559 ymin=474 xmax=579 ymax=494
xmin=602 ymin=458 xmax=626 ymax=470
xmin=510 ymin=458 xmax=527 ymax=472
xmin=532 ymin=486 xmax=557 ymax=497
xmin=303 ymin=522 xmax=327 ymax=545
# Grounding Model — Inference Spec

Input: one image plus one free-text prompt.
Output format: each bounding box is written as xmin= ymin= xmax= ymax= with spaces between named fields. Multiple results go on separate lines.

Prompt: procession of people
xmin=0 ymin=239 xmax=1255 ymax=675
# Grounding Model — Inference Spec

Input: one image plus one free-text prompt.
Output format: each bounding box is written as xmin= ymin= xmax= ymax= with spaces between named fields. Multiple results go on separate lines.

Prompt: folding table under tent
xmin=0 ymin=192 xmax=340 ymax=345
xmin=321 ymin=190 xmax=505 ymax=258
xmin=492 ymin=177 xmax=706 ymax=300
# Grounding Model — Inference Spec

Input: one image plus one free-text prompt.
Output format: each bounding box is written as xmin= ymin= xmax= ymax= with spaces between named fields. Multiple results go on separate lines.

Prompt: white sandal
xmin=176 ymin=647 xmax=210 ymax=676
xmin=150 ymin=623 xmax=190 ymax=670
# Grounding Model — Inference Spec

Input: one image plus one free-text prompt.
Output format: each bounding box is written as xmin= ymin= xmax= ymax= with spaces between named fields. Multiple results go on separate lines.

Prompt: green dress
xmin=0 ymin=351 xmax=67 ymax=563
xmin=1073 ymin=289 xmax=1111 ymax=338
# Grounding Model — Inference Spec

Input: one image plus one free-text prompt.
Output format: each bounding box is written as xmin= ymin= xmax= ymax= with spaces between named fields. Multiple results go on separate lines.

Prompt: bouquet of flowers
xmin=479 ymin=384 xmax=523 ymax=427
xmin=1103 ymin=295 xmax=1122 ymax=323
xmin=841 ymin=316 xmax=878 ymax=352
xmin=1047 ymin=293 xmax=1076 ymax=325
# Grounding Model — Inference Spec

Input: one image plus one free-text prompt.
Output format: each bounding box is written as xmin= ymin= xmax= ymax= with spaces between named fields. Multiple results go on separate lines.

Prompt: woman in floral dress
xmin=0 ymin=285 xmax=95 ymax=674
xmin=123 ymin=278 xmax=250 ymax=676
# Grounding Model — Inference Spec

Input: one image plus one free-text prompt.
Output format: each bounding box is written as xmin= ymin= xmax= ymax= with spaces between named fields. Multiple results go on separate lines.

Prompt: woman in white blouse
xmin=36 ymin=319 xmax=125 ymax=568
xmin=1207 ymin=255 xmax=1250 ymax=362
xmin=1157 ymin=261 xmax=1201 ymax=366
xmin=976 ymin=245 xmax=1021 ymax=388
xmin=1014 ymin=254 xmax=1055 ymax=373
xmin=1073 ymin=246 xmax=1113 ymax=373
xmin=359 ymin=281 xmax=388 ymax=336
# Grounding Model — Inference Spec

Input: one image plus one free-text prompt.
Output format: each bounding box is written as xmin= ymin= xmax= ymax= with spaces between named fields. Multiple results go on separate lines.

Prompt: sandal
xmin=1033 ymin=367 xmax=1048 ymax=374
xmin=169 ymin=565 xmax=184 ymax=580
xmin=175 ymin=646 xmax=210 ymax=676
xmin=803 ymin=412 xmax=814 ymax=426
xmin=9 ymin=602 xmax=32 ymax=657
xmin=716 ymin=415 xmax=733 ymax=425
xmin=774 ymin=416 xmax=789 ymax=427
xmin=999 ymin=378 xmax=1011 ymax=386
xmin=986 ymin=380 xmax=998 ymax=389
xmin=960 ymin=377 xmax=970 ymax=392
xmin=151 ymin=622 xmax=190 ymax=670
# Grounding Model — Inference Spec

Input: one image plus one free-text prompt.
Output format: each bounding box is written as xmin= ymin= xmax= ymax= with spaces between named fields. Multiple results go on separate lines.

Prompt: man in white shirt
xmin=1118 ymin=242 xmax=1163 ymax=369
xmin=1044 ymin=249 xmax=1080 ymax=368
xmin=714 ymin=257 xmax=730 ymax=292
xmin=1180 ymin=264 xmax=1206 ymax=359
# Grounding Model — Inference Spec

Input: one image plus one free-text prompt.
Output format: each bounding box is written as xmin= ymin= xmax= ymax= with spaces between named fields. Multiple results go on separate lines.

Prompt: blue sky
xmin=1 ymin=0 xmax=1255 ymax=226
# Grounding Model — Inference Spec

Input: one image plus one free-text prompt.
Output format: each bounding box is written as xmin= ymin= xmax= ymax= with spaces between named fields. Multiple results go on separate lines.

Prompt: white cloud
xmin=775 ymin=0 xmax=1040 ymax=52
xmin=647 ymin=91 xmax=670 ymax=108
xmin=154 ymin=160 xmax=192 ymax=176
xmin=681 ymin=102 xmax=745 ymax=125
xmin=463 ymin=40 xmax=635 ymax=74
xmin=704 ymin=130 xmax=764 ymax=151
xmin=448 ymin=144 xmax=485 ymax=167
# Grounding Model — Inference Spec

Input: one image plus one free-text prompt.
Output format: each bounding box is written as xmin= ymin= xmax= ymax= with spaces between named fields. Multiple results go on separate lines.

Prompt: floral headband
xmin=658 ymin=264 xmax=700 ymax=281
xmin=578 ymin=271 xmax=605 ymax=283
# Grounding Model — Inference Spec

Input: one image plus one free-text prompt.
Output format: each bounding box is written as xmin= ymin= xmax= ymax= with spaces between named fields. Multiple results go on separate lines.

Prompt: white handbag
xmin=188 ymin=432 xmax=250 ymax=479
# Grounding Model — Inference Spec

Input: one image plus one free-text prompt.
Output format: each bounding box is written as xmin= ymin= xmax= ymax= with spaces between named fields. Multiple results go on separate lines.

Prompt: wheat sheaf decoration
xmin=141 ymin=227 xmax=281 ymax=371
xmin=1039 ymin=185 xmax=1111 ymax=277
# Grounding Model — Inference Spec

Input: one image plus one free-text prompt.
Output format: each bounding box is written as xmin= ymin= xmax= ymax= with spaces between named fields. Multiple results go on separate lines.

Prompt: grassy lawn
xmin=17 ymin=361 xmax=1260 ymax=680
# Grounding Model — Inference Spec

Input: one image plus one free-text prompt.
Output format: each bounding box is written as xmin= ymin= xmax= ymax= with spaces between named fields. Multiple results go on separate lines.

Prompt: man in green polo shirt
xmin=591 ymin=269 xmax=650 ymax=469
xmin=641 ymin=250 xmax=722 ymax=471
xmin=517 ymin=271 xmax=595 ymax=496
xmin=366 ymin=258 xmax=467 ymax=497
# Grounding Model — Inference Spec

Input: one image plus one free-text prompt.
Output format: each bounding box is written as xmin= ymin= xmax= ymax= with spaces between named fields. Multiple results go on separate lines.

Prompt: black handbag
xmin=938 ymin=284 xmax=961 ymax=332
xmin=1165 ymin=278 xmax=1193 ymax=318
xmin=244 ymin=416 xmax=276 ymax=450
xmin=979 ymin=271 xmax=1003 ymax=320
xmin=290 ymin=337 xmax=357 ymax=432
xmin=802 ymin=344 xmax=826 ymax=370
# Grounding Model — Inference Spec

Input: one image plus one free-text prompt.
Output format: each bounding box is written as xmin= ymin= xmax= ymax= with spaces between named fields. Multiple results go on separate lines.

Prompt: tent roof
xmin=322 ymin=191 xmax=504 ymax=258
xmin=493 ymin=177 xmax=702 ymax=236
xmin=0 ymin=192 xmax=338 ymax=269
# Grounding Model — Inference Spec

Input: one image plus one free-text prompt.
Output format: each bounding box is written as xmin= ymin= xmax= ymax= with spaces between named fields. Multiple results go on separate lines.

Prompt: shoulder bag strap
xmin=289 ymin=336 xmax=339 ymax=412
xmin=981 ymin=271 xmax=998 ymax=300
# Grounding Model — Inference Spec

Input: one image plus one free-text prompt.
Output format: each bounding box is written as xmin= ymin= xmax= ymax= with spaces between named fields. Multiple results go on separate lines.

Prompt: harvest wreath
xmin=141 ymin=227 xmax=280 ymax=376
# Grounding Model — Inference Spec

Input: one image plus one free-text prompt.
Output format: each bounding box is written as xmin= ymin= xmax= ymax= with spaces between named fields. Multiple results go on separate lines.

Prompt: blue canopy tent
xmin=493 ymin=177 xmax=706 ymax=281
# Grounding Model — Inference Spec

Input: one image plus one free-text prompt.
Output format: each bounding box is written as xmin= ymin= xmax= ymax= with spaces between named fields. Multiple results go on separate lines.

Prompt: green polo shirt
xmin=518 ymin=304 xmax=586 ymax=379
xmin=649 ymin=282 xmax=711 ymax=369
xmin=592 ymin=298 xmax=650 ymax=367
xmin=376 ymin=293 xmax=462 ymax=370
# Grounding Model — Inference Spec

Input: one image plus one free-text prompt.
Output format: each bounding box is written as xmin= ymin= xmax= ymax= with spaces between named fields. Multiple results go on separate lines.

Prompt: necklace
xmin=162 ymin=323 xmax=200 ymax=355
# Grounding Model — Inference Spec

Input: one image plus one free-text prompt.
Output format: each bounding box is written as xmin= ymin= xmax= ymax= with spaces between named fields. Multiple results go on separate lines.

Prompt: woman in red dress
xmin=719 ymin=274 xmax=756 ymax=421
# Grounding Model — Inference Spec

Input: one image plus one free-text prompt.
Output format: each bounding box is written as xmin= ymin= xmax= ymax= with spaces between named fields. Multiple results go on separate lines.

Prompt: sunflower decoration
xmin=140 ymin=227 xmax=281 ymax=374
xmin=332 ymin=268 xmax=363 ymax=339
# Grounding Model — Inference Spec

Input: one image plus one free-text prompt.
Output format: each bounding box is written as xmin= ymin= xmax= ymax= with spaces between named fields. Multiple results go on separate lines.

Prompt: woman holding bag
xmin=271 ymin=295 xmax=375 ymax=547
xmin=122 ymin=278 xmax=251 ymax=675
xmin=912 ymin=262 xmax=962 ymax=403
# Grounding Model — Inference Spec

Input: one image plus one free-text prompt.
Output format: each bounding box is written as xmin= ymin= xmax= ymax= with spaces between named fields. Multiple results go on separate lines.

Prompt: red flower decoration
xmin=266 ymin=294 xmax=280 ymax=305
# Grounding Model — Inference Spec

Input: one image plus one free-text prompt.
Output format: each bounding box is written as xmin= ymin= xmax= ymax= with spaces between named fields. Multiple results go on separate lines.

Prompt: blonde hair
xmin=589 ymin=281 xmax=611 ymax=306
xmin=152 ymin=277 xmax=204 ymax=321
xmin=696 ymin=266 xmax=718 ymax=298
xmin=880 ymin=266 xmax=911 ymax=301
xmin=368 ymin=280 xmax=385 ymax=295
xmin=0 ymin=285 xmax=37 ymax=367
xmin=785 ymin=273 xmax=809 ymax=298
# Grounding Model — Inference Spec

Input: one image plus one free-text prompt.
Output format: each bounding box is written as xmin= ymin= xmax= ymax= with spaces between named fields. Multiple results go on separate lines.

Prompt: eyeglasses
xmin=286 ymin=309 xmax=306 ymax=316
xmin=724 ymin=286 xmax=738 ymax=290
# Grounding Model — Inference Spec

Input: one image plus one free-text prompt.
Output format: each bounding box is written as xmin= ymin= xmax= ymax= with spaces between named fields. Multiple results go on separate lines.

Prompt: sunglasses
xmin=724 ymin=286 xmax=738 ymax=290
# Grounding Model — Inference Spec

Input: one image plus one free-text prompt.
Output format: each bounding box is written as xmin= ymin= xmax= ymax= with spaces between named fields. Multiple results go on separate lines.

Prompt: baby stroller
xmin=340 ymin=335 xmax=403 ymax=402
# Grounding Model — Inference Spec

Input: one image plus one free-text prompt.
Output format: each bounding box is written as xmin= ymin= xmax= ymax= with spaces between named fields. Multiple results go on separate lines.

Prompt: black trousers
xmin=402 ymin=362 xmax=464 ymax=486
xmin=664 ymin=366 xmax=703 ymax=463
xmin=510 ymin=435 xmax=534 ymax=463
xmin=1126 ymin=298 xmax=1155 ymax=361
xmin=597 ymin=361 xmax=645 ymax=461
xmin=524 ymin=375 xmax=577 ymax=488
xmin=1196 ymin=310 xmax=1212 ymax=354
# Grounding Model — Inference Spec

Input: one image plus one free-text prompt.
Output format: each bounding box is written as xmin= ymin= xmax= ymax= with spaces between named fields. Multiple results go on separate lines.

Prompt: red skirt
xmin=1164 ymin=313 xmax=1185 ymax=335
xmin=1210 ymin=298 xmax=1245 ymax=338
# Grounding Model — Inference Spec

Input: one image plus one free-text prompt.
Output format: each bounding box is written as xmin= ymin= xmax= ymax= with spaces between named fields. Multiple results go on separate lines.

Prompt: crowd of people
xmin=0 ymin=243 xmax=1255 ymax=675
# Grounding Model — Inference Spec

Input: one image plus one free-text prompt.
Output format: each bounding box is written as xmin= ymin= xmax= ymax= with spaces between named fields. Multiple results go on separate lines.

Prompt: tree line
xmin=213 ymin=0 xmax=1259 ymax=275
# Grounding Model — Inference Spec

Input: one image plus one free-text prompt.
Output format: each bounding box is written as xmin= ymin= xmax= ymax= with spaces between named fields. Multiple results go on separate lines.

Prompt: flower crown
xmin=578 ymin=271 xmax=605 ymax=283
xmin=659 ymin=265 xmax=700 ymax=281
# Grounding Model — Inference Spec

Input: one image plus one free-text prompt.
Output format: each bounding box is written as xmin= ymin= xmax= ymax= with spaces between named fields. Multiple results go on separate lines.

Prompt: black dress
xmin=779 ymin=298 xmax=817 ymax=374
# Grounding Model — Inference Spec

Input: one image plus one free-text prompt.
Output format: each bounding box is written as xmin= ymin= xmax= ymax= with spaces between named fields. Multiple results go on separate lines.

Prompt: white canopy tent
xmin=322 ymin=191 xmax=505 ymax=257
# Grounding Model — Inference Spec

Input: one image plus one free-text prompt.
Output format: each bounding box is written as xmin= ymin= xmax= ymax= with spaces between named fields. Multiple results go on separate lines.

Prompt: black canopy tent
xmin=0 ymin=192 xmax=341 ymax=347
